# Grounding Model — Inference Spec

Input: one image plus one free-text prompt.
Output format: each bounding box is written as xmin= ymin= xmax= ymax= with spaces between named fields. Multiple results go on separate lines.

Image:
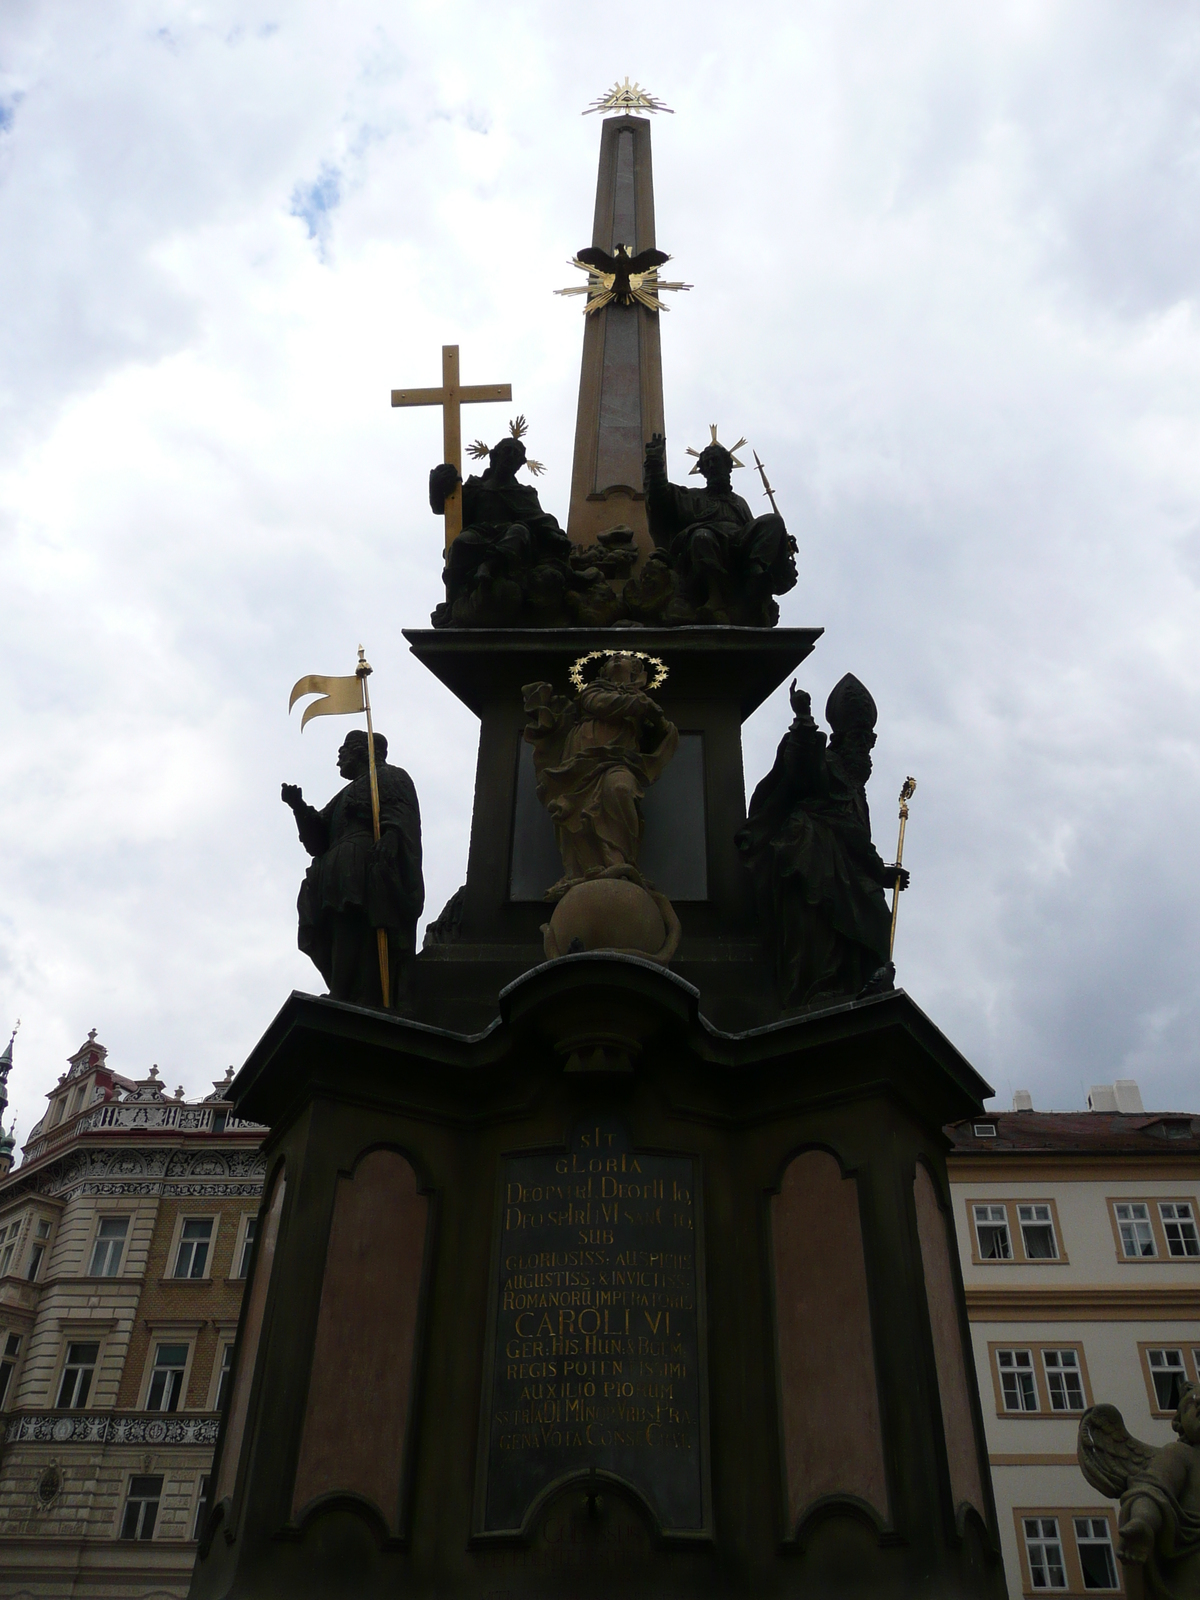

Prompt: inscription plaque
xmin=478 ymin=1120 xmax=707 ymax=1536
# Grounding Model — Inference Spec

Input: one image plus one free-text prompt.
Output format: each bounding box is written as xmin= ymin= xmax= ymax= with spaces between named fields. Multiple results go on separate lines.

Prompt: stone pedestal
xmin=188 ymin=962 xmax=1006 ymax=1600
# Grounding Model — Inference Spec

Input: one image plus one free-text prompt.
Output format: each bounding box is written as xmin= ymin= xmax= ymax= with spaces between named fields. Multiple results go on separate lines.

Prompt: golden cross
xmin=391 ymin=345 xmax=512 ymax=549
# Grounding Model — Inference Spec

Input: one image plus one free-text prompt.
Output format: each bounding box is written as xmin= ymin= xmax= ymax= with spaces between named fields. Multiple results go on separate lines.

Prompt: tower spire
xmin=561 ymin=100 xmax=687 ymax=556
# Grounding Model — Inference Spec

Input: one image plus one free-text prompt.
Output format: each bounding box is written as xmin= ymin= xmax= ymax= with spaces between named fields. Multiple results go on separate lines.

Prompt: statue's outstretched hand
xmin=883 ymin=864 xmax=910 ymax=891
xmin=644 ymin=433 xmax=666 ymax=473
xmin=429 ymin=462 xmax=461 ymax=514
xmin=281 ymin=783 xmax=303 ymax=809
xmin=788 ymin=680 xmax=813 ymax=721
xmin=1119 ymin=1515 xmax=1154 ymax=1564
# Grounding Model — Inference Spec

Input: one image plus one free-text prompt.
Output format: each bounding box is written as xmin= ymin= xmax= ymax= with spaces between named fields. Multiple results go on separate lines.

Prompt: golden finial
xmin=583 ymin=78 xmax=673 ymax=116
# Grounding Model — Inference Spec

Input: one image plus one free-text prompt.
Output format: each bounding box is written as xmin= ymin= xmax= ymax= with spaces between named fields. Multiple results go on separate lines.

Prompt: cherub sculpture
xmin=1077 ymin=1382 xmax=1200 ymax=1597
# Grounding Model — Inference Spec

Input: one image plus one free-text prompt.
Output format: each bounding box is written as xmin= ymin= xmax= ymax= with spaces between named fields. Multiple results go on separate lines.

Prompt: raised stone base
xmin=189 ymin=961 xmax=1006 ymax=1600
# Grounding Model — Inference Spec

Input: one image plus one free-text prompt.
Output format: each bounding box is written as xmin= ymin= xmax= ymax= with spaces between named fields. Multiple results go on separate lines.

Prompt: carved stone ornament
xmin=1077 ymin=1382 xmax=1200 ymax=1597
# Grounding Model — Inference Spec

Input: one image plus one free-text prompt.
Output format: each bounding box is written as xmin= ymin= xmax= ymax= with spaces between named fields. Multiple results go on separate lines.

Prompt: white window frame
xmin=1159 ymin=1200 xmax=1199 ymax=1258
xmin=1146 ymin=1347 xmax=1188 ymax=1413
xmin=140 ymin=1334 xmax=196 ymax=1413
xmin=230 ymin=1212 xmax=257 ymax=1280
xmin=208 ymin=1330 xmax=238 ymax=1412
xmin=1023 ymin=1515 xmax=1068 ymax=1589
xmin=118 ymin=1472 xmax=163 ymax=1541
xmin=1114 ymin=1201 xmax=1156 ymax=1258
xmin=56 ymin=1338 xmax=101 ymax=1409
xmin=1042 ymin=1348 xmax=1085 ymax=1413
xmin=973 ymin=1203 xmax=1013 ymax=1260
xmin=192 ymin=1473 xmax=211 ymax=1541
xmin=998 ymin=1348 xmax=1039 ymax=1412
xmin=1073 ymin=1515 xmax=1119 ymax=1590
xmin=169 ymin=1215 xmax=217 ymax=1281
xmin=88 ymin=1215 xmax=130 ymax=1278
xmin=0 ymin=1330 xmax=23 ymax=1408
xmin=1017 ymin=1202 xmax=1059 ymax=1260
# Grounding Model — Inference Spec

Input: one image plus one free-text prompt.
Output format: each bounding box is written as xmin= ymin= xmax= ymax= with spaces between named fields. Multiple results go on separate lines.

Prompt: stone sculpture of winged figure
xmin=1077 ymin=1384 xmax=1200 ymax=1596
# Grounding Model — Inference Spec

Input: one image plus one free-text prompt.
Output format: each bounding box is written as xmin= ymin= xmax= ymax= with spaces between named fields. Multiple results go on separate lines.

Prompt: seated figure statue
xmin=736 ymin=675 xmax=907 ymax=1007
xmin=430 ymin=432 xmax=591 ymax=628
xmin=643 ymin=432 xmax=797 ymax=625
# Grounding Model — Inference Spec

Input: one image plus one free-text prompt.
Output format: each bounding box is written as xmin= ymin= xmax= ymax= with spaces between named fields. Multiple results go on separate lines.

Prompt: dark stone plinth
xmin=189 ymin=962 xmax=1006 ymax=1600
xmin=405 ymin=627 xmax=821 ymax=1034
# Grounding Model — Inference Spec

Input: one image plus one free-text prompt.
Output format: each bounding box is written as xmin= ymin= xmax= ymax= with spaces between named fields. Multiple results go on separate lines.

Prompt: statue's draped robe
xmin=1121 ymin=1443 xmax=1200 ymax=1599
xmin=737 ymin=721 xmax=891 ymax=1005
xmin=293 ymin=763 xmax=424 ymax=1006
xmin=525 ymin=682 xmax=679 ymax=886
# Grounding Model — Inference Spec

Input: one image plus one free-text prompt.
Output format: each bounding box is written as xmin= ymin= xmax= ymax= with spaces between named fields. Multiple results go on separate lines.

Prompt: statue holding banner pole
xmin=283 ymin=648 xmax=424 ymax=1010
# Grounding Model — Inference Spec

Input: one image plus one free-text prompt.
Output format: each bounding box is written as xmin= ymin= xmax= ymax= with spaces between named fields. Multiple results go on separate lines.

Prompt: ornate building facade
xmin=948 ymin=1082 xmax=1200 ymax=1598
xmin=0 ymin=1031 xmax=264 ymax=1599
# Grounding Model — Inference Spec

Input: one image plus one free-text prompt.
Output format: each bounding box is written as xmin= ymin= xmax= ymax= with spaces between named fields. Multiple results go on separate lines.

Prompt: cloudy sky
xmin=2 ymin=1 xmax=1200 ymax=1131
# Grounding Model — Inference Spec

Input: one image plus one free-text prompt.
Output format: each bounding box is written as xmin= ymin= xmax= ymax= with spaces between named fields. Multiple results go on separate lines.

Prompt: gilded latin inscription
xmin=480 ymin=1120 xmax=706 ymax=1534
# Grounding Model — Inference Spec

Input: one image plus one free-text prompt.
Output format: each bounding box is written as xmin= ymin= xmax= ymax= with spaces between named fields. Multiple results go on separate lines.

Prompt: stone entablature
xmin=5 ymin=1412 xmax=220 ymax=1446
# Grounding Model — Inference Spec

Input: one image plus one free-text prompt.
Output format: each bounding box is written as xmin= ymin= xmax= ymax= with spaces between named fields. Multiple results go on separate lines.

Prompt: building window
xmin=1018 ymin=1203 xmax=1059 ymax=1259
xmin=973 ymin=1122 xmax=997 ymax=1137
xmin=172 ymin=1218 xmax=213 ymax=1279
xmin=0 ymin=1333 xmax=21 ymax=1407
xmin=974 ymin=1204 xmax=1012 ymax=1259
xmin=1043 ymin=1349 xmax=1085 ymax=1412
xmin=1073 ymin=1517 xmax=1118 ymax=1590
xmin=214 ymin=1342 xmax=235 ymax=1412
xmin=193 ymin=1474 xmax=211 ymax=1540
xmin=119 ymin=1475 xmax=163 ymax=1540
xmin=998 ymin=1349 xmax=1038 ymax=1411
xmin=1114 ymin=1201 xmax=1156 ymax=1258
xmin=1147 ymin=1348 xmax=1187 ymax=1412
xmin=234 ymin=1215 xmax=257 ymax=1280
xmin=89 ymin=1217 xmax=129 ymax=1277
xmin=1160 ymin=1201 xmax=1199 ymax=1258
xmin=0 ymin=1235 xmax=14 ymax=1276
xmin=57 ymin=1341 xmax=99 ymax=1408
xmin=1023 ymin=1516 xmax=1068 ymax=1589
xmin=146 ymin=1342 xmax=189 ymax=1412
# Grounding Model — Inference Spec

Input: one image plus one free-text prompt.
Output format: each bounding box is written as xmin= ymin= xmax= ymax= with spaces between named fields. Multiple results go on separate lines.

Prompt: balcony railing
xmin=22 ymin=1103 xmax=262 ymax=1162
xmin=4 ymin=1409 xmax=220 ymax=1446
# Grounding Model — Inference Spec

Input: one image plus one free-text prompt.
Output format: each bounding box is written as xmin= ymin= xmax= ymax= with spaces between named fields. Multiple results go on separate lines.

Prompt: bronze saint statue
xmin=736 ymin=676 xmax=908 ymax=1007
xmin=643 ymin=432 xmax=797 ymax=626
xmin=1078 ymin=1382 xmax=1200 ymax=1596
xmin=522 ymin=653 xmax=679 ymax=894
xmin=282 ymin=730 xmax=423 ymax=1009
xmin=430 ymin=427 xmax=585 ymax=628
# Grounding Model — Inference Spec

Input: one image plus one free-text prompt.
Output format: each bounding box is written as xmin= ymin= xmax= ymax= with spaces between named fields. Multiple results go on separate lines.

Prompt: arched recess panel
xmin=771 ymin=1149 xmax=888 ymax=1531
xmin=292 ymin=1148 xmax=430 ymax=1533
xmin=215 ymin=1167 xmax=287 ymax=1503
xmin=913 ymin=1162 xmax=985 ymax=1519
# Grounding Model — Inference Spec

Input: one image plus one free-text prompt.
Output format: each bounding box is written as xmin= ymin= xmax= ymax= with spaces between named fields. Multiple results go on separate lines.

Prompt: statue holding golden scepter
xmin=889 ymin=778 xmax=917 ymax=959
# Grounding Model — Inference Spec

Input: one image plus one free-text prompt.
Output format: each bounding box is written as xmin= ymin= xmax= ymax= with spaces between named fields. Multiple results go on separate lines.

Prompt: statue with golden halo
xmin=522 ymin=651 xmax=681 ymax=962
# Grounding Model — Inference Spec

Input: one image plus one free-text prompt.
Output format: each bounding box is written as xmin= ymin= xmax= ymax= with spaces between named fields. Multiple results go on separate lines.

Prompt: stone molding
xmin=4 ymin=1410 xmax=220 ymax=1446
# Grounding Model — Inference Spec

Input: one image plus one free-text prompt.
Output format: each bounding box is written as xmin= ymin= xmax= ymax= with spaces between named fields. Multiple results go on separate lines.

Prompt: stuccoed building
xmin=0 ymin=1030 xmax=264 ymax=1600
xmin=948 ymin=1081 xmax=1200 ymax=1599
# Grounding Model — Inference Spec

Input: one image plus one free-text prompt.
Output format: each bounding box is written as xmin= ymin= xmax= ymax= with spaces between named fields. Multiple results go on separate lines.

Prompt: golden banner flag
xmin=288 ymin=673 xmax=365 ymax=731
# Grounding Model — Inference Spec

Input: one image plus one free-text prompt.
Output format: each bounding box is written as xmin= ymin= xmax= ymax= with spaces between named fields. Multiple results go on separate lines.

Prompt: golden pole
xmin=888 ymin=778 xmax=916 ymax=961
xmin=355 ymin=646 xmax=390 ymax=1009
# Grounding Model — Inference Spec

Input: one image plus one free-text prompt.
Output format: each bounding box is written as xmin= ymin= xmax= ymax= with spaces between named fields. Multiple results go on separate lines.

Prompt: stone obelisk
xmin=566 ymin=115 xmax=665 ymax=557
